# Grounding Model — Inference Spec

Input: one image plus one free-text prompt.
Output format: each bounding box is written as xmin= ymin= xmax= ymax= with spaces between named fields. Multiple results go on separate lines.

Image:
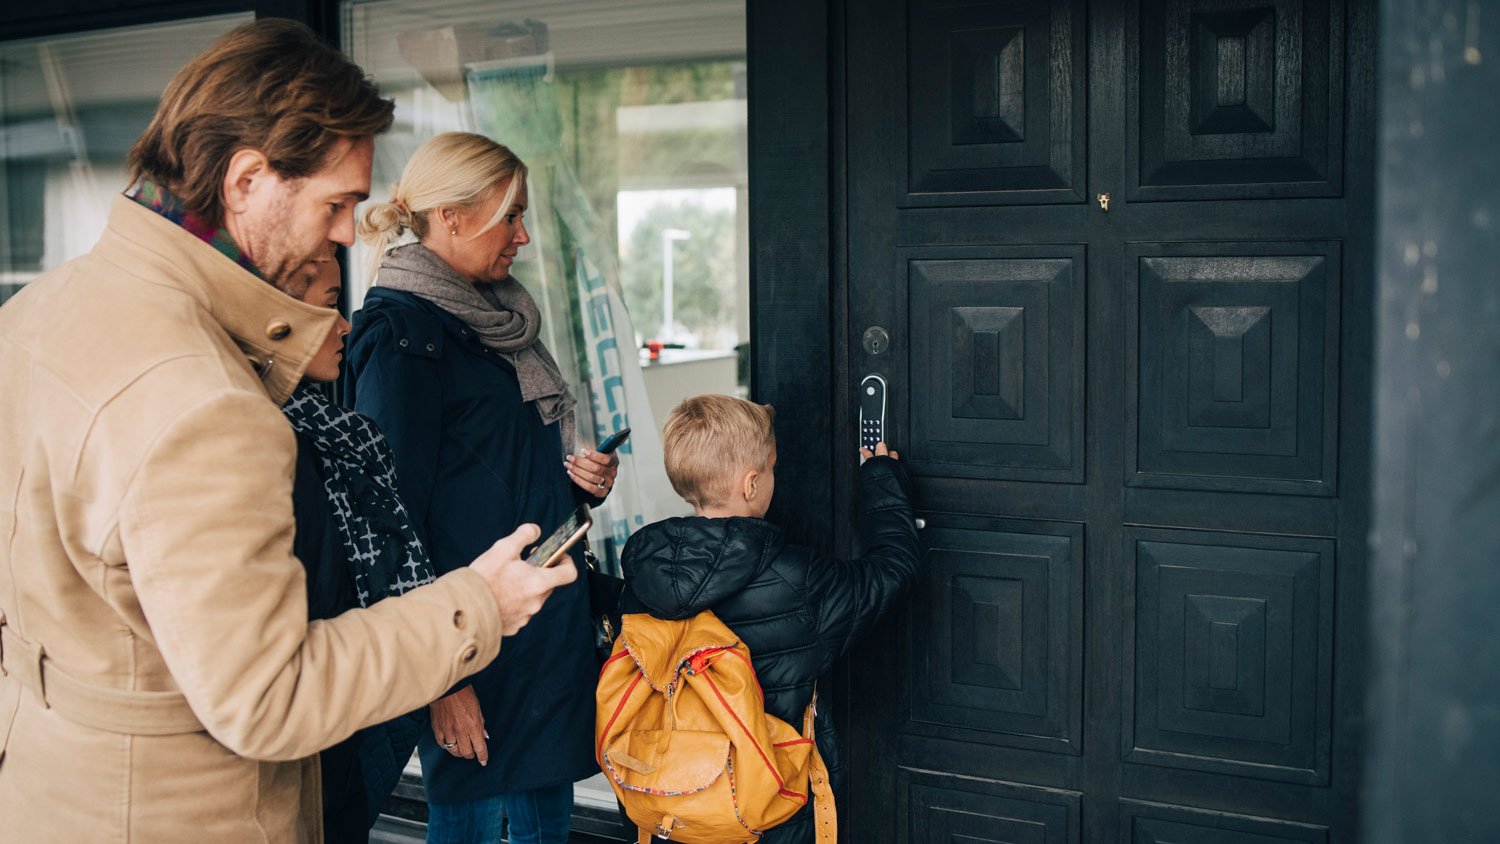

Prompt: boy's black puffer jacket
xmin=618 ymin=456 xmax=921 ymax=843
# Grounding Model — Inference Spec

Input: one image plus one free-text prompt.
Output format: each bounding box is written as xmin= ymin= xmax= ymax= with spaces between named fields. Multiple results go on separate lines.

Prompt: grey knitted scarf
xmin=376 ymin=243 xmax=577 ymax=452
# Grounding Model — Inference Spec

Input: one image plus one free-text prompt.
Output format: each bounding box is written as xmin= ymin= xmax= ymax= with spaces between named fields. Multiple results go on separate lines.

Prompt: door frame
xmin=748 ymin=0 xmax=844 ymax=551
xmin=747 ymin=3 xmax=864 ymax=834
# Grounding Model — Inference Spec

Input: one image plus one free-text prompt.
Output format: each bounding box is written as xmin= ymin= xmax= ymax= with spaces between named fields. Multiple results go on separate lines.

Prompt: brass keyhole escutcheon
xmin=1097 ymin=193 xmax=1111 ymax=212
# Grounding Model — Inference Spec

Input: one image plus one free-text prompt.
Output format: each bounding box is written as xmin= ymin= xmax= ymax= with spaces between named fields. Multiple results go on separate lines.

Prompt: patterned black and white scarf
xmin=282 ymin=385 xmax=434 ymax=606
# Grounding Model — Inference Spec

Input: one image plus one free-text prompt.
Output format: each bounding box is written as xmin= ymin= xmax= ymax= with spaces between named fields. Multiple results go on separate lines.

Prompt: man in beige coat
xmin=0 ymin=20 xmax=575 ymax=842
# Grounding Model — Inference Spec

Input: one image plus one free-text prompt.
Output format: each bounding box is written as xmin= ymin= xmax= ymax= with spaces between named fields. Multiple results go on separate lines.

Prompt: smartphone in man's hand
xmin=524 ymin=505 xmax=592 ymax=568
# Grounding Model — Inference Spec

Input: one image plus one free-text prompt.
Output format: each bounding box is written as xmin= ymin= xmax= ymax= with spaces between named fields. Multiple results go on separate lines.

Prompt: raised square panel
xmin=1183 ymin=595 xmax=1267 ymax=716
xmin=906 ymin=0 xmax=1086 ymax=204
xmin=1190 ymin=8 xmax=1276 ymax=134
xmin=952 ymin=306 xmax=1026 ymax=420
xmin=908 ymin=519 xmax=1083 ymax=754
xmin=900 ymin=770 xmax=1080 ymax=844
xmin=1120 ymin=799 xmax=1329 ymax=844
xmin=1126 ymin=241 xmax=1340 ymax=496
xmin=909 ymin=246 xmax=1085 ymax=483
xmin=950 ymin=26 xmax=1026 ymax=144
xmin=1128 ymin=0 xmax=1345 ymax=200
xmin=1123 ymin=527 xmax=1334 ymax=784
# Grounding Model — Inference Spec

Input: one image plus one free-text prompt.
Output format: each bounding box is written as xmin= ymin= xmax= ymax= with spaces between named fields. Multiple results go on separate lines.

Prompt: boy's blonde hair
xmin=662 ymin=395 xmax=777 ymax=508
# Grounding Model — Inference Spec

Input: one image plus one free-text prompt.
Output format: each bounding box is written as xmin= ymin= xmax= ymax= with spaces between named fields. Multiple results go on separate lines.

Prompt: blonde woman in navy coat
xmin=346 ymin=132 xmax=618 ymax=844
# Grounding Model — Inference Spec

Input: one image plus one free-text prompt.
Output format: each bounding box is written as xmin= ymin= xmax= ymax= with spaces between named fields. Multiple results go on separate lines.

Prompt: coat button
xmin=426 ymin=343 xmax=436 ymax=352
xmin=453 ymin=610 xmax=466 ymax=629
xmin=398 ymin=339 xmax=409 ymax=348
xmin=265 ymin=321 xmax=292 ymax=341
xmin=460 ymin=645 xmax=478 ymax=663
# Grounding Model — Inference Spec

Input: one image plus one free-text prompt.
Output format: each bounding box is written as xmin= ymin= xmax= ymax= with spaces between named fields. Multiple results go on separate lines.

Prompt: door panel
xmin=1125 ymin=241 xmax=1341 ymax=495
xmin=1123 ymin=527 xmax=1335 ymax=785
xmin=1120 ymin=799 xmax=1330 ymax=844
xmin=906 ymin=247 xmax=1086 ymax=482
xmin=900 ymin=770 xmax=1082 ymax=844
xmin=843 ymin=0 xmax=1369 ymax=840
xmin=1127 ymin=0 xmax=1346 ymax=201
xmin=908 ymin=519 xmax=1084 ymax=755
xmin=904 ymin=0 xmax=1087 ymax=204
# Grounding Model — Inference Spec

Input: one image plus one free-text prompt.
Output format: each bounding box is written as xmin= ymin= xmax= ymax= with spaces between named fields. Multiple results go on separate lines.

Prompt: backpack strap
xmin=804 ymin=688 xmax=838 ymax=844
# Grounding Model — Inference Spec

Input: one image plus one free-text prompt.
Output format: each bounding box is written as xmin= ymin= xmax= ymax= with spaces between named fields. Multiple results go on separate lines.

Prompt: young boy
xmin=618 ymin=394 xmax=922 ymax=844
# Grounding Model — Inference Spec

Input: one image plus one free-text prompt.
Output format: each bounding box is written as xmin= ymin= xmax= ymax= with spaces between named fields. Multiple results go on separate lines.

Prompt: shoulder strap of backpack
xmin=805 ymin=687 xmax=837 ymax=844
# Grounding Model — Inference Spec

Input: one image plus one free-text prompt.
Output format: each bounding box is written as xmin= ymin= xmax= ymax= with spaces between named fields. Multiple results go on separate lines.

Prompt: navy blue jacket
xmin=291 ymin=434 xmax=368 ymax=842
xmin=344 ymin=287 xmax=598 ymax=803
xmin=620 ymin=456 xmax=921 ymax=843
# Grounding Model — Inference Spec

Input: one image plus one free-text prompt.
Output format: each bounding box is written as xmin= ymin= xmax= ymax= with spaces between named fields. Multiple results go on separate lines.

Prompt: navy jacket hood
xmin=622 ymin=516 xmax=785 ymax=619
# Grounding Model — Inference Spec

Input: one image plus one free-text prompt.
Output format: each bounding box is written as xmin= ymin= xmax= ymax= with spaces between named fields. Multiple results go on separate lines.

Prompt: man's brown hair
xmin=662 ymin=395 xmax=777 ymax=508
xmin=126 ymin=19 xmax=394 ymax=226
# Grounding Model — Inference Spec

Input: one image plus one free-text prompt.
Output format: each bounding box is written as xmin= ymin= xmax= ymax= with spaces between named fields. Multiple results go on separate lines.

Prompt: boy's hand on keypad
xmin=859 ymin=441 xmax=899 ymax=464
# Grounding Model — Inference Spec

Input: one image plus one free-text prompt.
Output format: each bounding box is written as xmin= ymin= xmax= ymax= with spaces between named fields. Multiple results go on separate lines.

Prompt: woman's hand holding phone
xmin=565 ymin=430 xmax=625 ymax=497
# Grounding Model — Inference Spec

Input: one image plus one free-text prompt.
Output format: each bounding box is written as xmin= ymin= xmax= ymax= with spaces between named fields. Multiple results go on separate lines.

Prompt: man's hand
xmin=429 ymin=686 xmax=488 ymax=766
xmin=470 ymin=524 xmax=577 ymax=636
xmin=859 ymin=441 xmax=900 ymax=463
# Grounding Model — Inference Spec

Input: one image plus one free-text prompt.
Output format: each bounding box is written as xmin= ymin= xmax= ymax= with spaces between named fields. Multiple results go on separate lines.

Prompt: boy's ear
xmin=743 ymin=467 xmax=760 ymax=501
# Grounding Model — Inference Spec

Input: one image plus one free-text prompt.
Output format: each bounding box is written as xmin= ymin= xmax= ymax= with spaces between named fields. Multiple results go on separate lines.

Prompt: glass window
xmin=344 ymin=1 xmax=747 ymax=815
xmin=343 ymin=0 xmax=748 ymax=563
xmin=0 ymin=14 xmax=255 ymax=305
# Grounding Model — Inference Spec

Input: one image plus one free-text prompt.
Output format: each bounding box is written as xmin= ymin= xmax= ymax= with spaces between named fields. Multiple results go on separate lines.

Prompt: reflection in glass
xmin=0 ymin=15 xmax=254 ymax=305
xmin=343 ymin=1 xmax=747 ymax=812
xmin=344 ymin=1 xmax=749 ymax=570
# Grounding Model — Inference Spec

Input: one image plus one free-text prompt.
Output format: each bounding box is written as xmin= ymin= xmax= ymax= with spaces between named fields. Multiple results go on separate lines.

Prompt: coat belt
xmin=0 ymin=613 xmax=203 ymax=736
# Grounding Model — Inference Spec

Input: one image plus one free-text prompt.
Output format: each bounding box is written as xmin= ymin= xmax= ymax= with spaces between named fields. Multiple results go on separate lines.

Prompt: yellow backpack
xmin=595 ymin=611 xmax=835 ymax=843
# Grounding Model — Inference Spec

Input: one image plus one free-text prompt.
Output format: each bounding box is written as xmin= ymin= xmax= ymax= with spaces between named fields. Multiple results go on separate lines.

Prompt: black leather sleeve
xmin=806 ymin=455 xmax=922 ymax=674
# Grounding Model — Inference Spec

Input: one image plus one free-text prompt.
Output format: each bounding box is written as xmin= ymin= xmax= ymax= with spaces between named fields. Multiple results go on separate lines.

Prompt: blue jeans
xmin=424 ymin=784 xmax=573 ymax=844
xmin=425 ymin=795 xmax=504 ymax=844
xmin=501 ymin=783 xmax=574 ymax=844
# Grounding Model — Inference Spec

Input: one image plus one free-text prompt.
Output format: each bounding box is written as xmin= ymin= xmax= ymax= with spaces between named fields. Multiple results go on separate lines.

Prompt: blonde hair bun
xmin=357 ymin=201 xmax=406 ymax=240
xmin=359 ymin=132 xmax=528 ymax=285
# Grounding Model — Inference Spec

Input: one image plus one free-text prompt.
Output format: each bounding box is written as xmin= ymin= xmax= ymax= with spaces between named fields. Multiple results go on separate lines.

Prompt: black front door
xmin=840 ymin=0 xmax=1374 ymax=840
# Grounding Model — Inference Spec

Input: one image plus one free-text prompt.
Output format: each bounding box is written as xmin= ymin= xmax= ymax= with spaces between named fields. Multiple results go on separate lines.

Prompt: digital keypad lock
xmin=859 ymin=374 xmax=887 ymax=451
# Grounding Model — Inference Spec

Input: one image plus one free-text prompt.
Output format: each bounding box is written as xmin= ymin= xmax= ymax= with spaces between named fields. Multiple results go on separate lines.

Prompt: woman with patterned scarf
xmin=281 ymin=257 xmax=437 ymax=842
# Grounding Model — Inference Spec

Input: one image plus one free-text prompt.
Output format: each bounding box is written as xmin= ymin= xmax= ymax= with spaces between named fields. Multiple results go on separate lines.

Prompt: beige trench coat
xmin=0 ymin=197 xmax=506 ymax=842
